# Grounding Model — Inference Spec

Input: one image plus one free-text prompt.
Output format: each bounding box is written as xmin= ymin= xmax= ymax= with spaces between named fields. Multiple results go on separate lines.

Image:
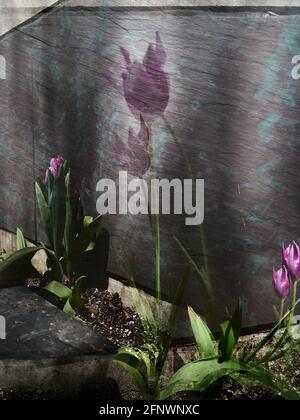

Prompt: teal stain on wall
xmin=158 ymin=131 xmax=168 ymax=146
xmin=60 ymin=7 xmax=72 ymax=30
xmin=254 ymin=21 xmax=300 ymax=107
xmin=208 ymin=79 xmax=216 ymax=89
xmin=103 ymin=44 xmax=119 ymax=56
xmin=254 ymin=158 xmax=280 ymax=176
xmin=49 ymin=63 xmax=62 ymax=82
xmin=191 ymin=99 xmax=202 ymax=111
xmin=257 ymin=114 xmax=281 ymax=143
xmin=110 ymin=112 xmax=119 ymax=126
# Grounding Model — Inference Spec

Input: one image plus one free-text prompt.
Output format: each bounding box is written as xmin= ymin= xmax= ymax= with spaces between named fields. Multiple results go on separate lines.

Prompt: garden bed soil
xmin=76 ymin=289 xmax=144 ymax=348
xmin=2 ymin=281 xmax=299 ymax=400
xmin=26 ymin=281 xmax=144 ymax=348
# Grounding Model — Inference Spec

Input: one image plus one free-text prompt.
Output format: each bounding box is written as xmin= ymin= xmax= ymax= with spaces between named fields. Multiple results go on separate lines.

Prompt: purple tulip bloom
xmin=45 ymin=155 xmax=64 ymax=182
xmin=120 ymin=32 xmax=169 ymax=121
xmin=111 ymin=115 xmax=150 ymax=177
xmin=272 ymin=265 xmax=291 ymax=298
xmin=282 ymin=241 xmax=300 ymax=279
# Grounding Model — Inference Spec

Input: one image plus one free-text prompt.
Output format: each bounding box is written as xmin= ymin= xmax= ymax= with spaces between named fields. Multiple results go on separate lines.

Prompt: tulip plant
xmin=114 ymin=221 xmax=300 ymax=400
xmin=251 ymin=241 xmax=300 ymax=365
xmin=274 ymin=241 xmax=300 ymax=322
xmin=160 ymin=303 xmax=299 ymax=400
xmin=116 ymin=271 xmax=300 ymax=400
xmin=0 ymin=156 xmax=105 ymax=315
xmin=114 ymin=213 xmax=191 ymax=400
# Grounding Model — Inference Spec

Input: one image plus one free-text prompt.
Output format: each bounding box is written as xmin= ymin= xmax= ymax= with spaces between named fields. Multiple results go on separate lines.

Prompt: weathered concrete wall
xmin=3 ymin=0 xmax=300 ymax=39
xmin=0 ymin=1 xmax=58 ymax=36
xmin=1 ymin=2 xmax=300 ymax=329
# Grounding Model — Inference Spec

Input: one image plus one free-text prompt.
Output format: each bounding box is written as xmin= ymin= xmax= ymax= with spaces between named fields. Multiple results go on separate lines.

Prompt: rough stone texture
xmin=1 ymin=4 xmax=300 ymax=329
xmin=0 ymin=286 xmax=122 ymax=398
xmin=0 ymin=229 xmax=18 ymax=254
xmin=0 ymin=356 xmax=118 ymax=399
xmin=0 ymin=286 xmax=114 ymax=358
xmin=0 ymin=2 xmax=58 ymax=37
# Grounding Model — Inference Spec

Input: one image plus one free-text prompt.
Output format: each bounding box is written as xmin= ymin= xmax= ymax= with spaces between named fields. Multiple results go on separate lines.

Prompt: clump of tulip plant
xmin=115 ymin=224 xmax=300 ymax=400
xmin=257 ymin=241 xmax=300 ymax=364
xmin=0 ymin=156 xmax=106 ymax=315
xmin=273 ymin=241 xmax=300 ymax=320
xmin=113 ymin=32 xmax=300 ymax=399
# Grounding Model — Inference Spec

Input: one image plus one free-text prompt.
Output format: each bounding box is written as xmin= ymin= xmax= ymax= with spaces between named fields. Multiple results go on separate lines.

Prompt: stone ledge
xmin=0 ymin=286 xmax=115 ymax=359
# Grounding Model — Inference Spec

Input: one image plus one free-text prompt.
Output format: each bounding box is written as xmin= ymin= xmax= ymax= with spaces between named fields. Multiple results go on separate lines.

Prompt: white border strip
xmin=69 ymin=0 xmax=300 ymax=7
xmin=2 ymin=1 xmax=300 ymax=9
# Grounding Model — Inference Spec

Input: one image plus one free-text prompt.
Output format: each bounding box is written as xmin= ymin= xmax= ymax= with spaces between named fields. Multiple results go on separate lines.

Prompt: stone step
xmin=0 ymin=286 xmax=122 ymax=399
xmin=0 ymin=286 xmax=114 ymax=359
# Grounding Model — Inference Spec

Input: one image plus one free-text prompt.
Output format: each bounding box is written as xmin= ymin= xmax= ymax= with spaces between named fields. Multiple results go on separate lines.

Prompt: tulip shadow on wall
xmin=176 ymin=28 xmax=244 ymax=320
xmin=1 ymin=4 xmax=300 ymax=330
xmin=30 ymin=10 xmax=103 ymax=217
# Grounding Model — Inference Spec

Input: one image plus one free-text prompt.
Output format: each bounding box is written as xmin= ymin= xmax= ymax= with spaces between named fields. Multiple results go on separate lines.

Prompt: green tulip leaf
xmin=188 ymin=306 xmax=217 ymax=358
xmin=44 ymin=281 xmax=72 ymax=300
xmin=43 ymin=247 xmax=64 ymax=281
xmin=68 ymin=276 xmax=87 ymax=309
xmin=161 ymin=358 xmax=299 ymax=400
xmin=113 ymin=357 xmax=149 ymax=399
xmin=0 ymin=246 xmax=43 ymax=287
xmin=35 ymin=180 xmax=52 ymax=247
xmin=63 ymin=298 xmax=75 ymax=317
xmin=49 ymin=165 xmax=67 ymax=259
xmin=83 ymin=216 xmax=93 ymax=228
xmin=16 ymin=228 xmax=27 ymax=251
xmin=219 ymin=299 xmax=242 ymax=361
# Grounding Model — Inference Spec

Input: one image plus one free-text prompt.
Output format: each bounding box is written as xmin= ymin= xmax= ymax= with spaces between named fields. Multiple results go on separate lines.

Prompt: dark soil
xmin=26 ymin=281 xmax=144 ymax=348
xmin=76 ymin=288 xmax=144 ymax=347
xmin=203 ymin=378 xmax=281 ymax=400
xmin=22 ymin=281 xmax=299 ymax=400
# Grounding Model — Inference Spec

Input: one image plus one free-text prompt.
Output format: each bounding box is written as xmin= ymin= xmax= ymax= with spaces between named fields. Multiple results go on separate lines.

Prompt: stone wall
xmin=1 ymin=2 xmax=300 ymax=328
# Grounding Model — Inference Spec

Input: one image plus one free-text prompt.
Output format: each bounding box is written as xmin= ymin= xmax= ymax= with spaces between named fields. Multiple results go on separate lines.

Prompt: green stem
xmin=279 ymin=297 xmax=285 ymax=321
xmin=147 ymin=123 xmax=161 ymax=319
xmin=161 ymin=114 xmax=194 ymax=180
xmin=161 ymin=114 xmax=210 ymax=276
xmin=148 ymin=124 xmax=154 ymax=178
xmin=289 ymin=280 xmax=298 ymax=329
xmin=244 ymin=297 xmax=300 ymax=363
xmin=155 ymin=213 xmax=161 ymax=303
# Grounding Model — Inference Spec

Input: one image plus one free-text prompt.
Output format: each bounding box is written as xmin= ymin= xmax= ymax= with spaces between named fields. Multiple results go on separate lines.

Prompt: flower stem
xmin=147 ymin=124 xmax=161 ymax=319
xmin=148 ymin=124 xmax=154 ymax=177
xmin=154 ymin=213 xmax=161 ymax=303
xmin=161 ymin=114 xmax=210 ymax=275
xmin=244 ymin=297 xmax=300 ymax=363
xmin=279 ymin=297 xmax=285 ymax=321
xmin=289 ymin=280 xmax=298 ymax=329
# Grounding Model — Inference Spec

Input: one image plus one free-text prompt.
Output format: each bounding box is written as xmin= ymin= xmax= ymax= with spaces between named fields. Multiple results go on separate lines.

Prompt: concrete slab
xmin=0 ymin=1 xmax=60 ymax=37
xmin=0 ymin=286 xmax=121 ymax=398
xmin=0 ymin=286 xmax=115 ymax=359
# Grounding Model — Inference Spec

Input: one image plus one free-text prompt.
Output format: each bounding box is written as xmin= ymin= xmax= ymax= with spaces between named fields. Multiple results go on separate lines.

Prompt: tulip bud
xmin=45 ymin=156 xmax=64 ymax=183
xmin=272 ymin=265 xmax=291 ymax=298
xmin=120 ymin=32 xmax=169 ymax=121
xmin=282 ymin=241 xmax=300 ymax=279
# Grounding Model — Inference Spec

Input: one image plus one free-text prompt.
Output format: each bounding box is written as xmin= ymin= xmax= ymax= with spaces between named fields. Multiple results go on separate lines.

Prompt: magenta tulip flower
xmin=120 ymin=32 xmax=169 ymax=121
xmin=272 ymin=265 xmax=291 ymax=298
xmin=45 ymin=156 xmax=64 ymax=182
xmin=111 ymin=115 xmax=150 ymax=177
xmin=282 ymin=241 xmax=300 ymax=279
